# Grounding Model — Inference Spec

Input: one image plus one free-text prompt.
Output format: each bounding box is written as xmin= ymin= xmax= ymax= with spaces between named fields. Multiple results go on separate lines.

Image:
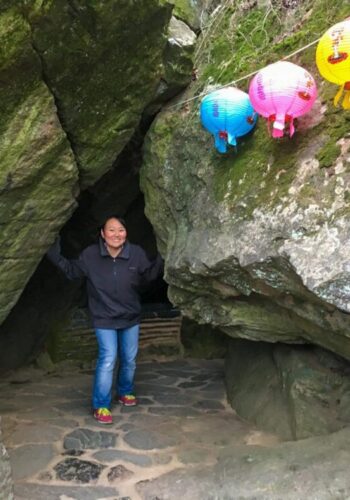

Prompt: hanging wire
xmin=168 ymin=36 xmax=321 ymax=110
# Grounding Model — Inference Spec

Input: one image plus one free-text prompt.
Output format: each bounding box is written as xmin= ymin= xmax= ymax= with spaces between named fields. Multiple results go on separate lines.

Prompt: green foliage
xmin=201 ymin=7 xmax=282 ymax=86
xmin=172 ymin=0 xmax=195 ymax=25
xmin=197 ymin=0 xmax=349 ymax=87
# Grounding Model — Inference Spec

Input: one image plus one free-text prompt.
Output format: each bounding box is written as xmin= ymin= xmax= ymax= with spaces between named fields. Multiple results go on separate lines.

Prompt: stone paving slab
xmin=7 ymin=422 xmax=64 ymax=446
xmin=8 ymin=444 xmax=55 ymax=480
xmin=63 ymin=428 xmax=117 ymax=450
xmin=92 ymin=449 xmax=153 ymax=467
xmin=14 ymin=483 xmax=119 ymax=499
xmin=123 ymin=429 xmax=180 ymax=450
xmin=54 ymin=457 xmax=106 ymax=483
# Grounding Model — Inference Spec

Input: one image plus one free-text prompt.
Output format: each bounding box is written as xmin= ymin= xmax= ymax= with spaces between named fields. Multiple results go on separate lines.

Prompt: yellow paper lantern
xmin=316 ymin=18 xmax=350 ymax=109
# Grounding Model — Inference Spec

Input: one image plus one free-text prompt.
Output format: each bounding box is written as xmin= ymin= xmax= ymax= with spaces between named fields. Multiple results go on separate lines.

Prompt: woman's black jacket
xmin=47 ymin=238 xmax=164 ymax=329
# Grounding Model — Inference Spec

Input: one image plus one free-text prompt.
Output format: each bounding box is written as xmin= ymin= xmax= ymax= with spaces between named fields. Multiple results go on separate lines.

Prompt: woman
xmin=47 ymin=216 xmax=164 ymax=424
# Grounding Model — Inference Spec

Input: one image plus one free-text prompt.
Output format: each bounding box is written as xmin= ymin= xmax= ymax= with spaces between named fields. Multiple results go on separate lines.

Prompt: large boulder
xmin=0 ymin=1 xmax=173 ymax=327
xmin=145 ymin=15 xmax=197 ymax=115
xmin=141 ymin=0 xmax=350 ymax=360
xmin=26 ymin=0 xmax=173 ymax=187
xmin=225 ymin=339 xmax=350 ymax=440
xmin=0 ymin=4 xmax=78 ymax=326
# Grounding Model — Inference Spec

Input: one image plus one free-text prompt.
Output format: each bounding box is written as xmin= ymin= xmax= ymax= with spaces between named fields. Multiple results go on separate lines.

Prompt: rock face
xmin=0 ymin=4 xmax=78 ymax=326
xmin=141 ymin=0 xmax=350 ymax=360
xmin=172 ymin=0 xmax=219 ymax=31
xmin=225 ymin=339 xmax=350 ymax=440
xmin=27 ymin=0 xmax=173 ymax=187
xmin=159 ymin=17 xmax=197 ymax=102
xmin=0 ymin=419 xmax=13 ymax=500
xmin=0 ymin=1 xmax=172 ymax=326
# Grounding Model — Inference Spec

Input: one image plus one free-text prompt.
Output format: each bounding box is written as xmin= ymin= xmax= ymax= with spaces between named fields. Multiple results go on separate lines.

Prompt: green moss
xmin=23 ymin=0 xmax=173 ymax=186
xmin=0 ymin=9 xmax=42 ymax=131
xmin=0 ymin=9 xmax=27 ymax=66
xmin=211 ymin=117 xmax=316 ymax=215
xmin=172 ymin=0 xmax=194 ymax=21
xmin=297 ymin=183 xmax=317 ymax=207
xmin=201 ymin=8 xmax=282 ymax=85
xmin=315 ymin=95 xmax=350 ymax=169
xmin=317 ymin=142 xmax=341 ymax=169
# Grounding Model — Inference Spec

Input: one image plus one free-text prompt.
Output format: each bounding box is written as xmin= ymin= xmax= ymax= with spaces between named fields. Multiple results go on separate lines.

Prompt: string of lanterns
xmin=200 ymin=18 xmax=350 ymax=153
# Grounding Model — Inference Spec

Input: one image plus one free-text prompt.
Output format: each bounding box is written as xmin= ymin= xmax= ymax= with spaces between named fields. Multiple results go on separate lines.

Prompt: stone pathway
xmin=4 ymin=358 xmax=350 ymax=499
xmin=0 ymin=358 xmax=279 ymax=499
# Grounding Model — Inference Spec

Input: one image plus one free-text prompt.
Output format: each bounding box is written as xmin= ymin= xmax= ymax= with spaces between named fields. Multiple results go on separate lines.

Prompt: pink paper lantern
xmin=249 ymin=61 xmax=317 ymax=138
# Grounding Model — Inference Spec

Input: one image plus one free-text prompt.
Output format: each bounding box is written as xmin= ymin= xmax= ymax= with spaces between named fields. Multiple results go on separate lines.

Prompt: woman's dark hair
xmin=100 ymin=215 xmax=127 ymax=231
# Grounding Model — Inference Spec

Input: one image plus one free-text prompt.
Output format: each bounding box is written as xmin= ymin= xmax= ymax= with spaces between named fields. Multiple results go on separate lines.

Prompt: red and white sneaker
xmin=118 ymin=394 xmax=137 ymax=406
xmin=93 ymin=407 xmax=113 ymax=424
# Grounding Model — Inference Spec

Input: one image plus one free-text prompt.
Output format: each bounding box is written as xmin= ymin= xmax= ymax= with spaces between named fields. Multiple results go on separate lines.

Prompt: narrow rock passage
xmin=0 ymin=358 xmax=279 ymax=499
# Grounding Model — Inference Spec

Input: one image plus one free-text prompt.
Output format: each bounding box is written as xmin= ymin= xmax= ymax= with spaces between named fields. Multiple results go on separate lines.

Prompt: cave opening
xmin=0 ymin=117 xmax=177 ymax=373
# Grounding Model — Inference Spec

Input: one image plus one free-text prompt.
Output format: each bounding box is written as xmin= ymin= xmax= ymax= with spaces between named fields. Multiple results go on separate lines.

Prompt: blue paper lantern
xmin=200 ymin=87 xmax=257 ymax=153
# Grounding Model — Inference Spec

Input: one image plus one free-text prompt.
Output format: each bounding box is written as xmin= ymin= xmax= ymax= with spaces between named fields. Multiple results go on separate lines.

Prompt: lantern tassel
xmin=272 ymin=113 xmax=285 ymax=138
xmin=227 ymin=133 xmax=237 ymax=149
xmin=289 ymin=118 xmax=295 ymax=137
xmin=266 ymin=120 xmax=272 ymax=136
xmin=214 ymin=132 xmax=227 ymax=153
xmin=342 ymin=90 xmax=350 ymax=110
xmin=334 ymin=84 xmax=350 ymax=109
xmin=334 ymin=84 xmax=345 ymax=108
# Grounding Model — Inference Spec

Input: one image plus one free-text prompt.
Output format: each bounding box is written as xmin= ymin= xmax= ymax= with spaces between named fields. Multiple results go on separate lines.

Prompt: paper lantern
xmin=249 ymin=61 xmax=317 ymax=138
xmin=200 ymin=87 xmax=257 ymax=153
xmin=316 ymin=19 xmax=350 ymax=109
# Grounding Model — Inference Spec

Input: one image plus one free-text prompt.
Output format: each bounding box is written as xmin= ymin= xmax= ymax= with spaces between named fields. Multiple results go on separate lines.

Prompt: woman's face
xmin=101 ymin=218 xmax=127 ymax=251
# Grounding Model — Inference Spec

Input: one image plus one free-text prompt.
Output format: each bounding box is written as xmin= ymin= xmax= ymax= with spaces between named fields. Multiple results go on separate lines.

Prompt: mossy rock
xmin=225 ymin=338 xmax=350 ymax=440
xmin=25 ymin=0 xmax=173 ymax=187
xmin=0 ymin=5 xmax=78 ymax=325
xmin=141 ymin=0 xmax=350 ymax=360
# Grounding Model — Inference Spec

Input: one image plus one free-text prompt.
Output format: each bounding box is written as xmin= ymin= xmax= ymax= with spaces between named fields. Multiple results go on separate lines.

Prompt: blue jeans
xmin=92 ymin=325 xmax=139 ymax=409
